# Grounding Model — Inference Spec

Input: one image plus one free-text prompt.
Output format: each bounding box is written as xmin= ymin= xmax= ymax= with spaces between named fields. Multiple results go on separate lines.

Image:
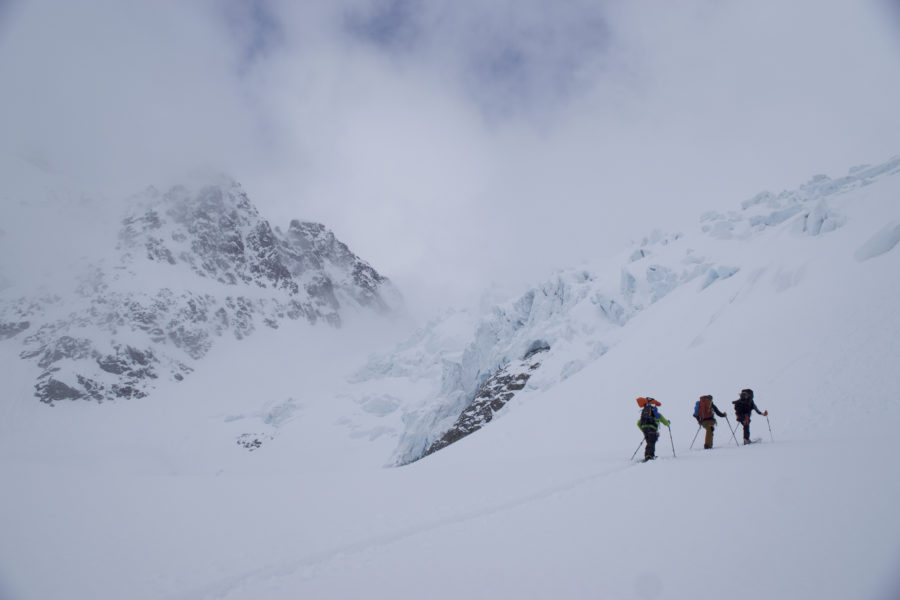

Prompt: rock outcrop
xmin=0 ymin=180 xmax=399 ymax=405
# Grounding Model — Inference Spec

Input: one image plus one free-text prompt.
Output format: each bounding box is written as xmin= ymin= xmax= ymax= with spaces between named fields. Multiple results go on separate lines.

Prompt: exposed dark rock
xmin=110 ymin=384 xmax=147 ymax=400
xmin=24 ymin=336 xmax=95 ymax=369
xmin=523 ymin=340 xmax=551 ymax=360
xmin=305 ymin=274 xmax=339 ymax=312
xmin=236 ymin=433 xmax=272 ymax=451
xmin=247 ymin=221 xmax=297 ymax=294
xmin=225 ymin=296 xmax=255 ymax=340
xmin=28 ymin=340 xmax=161 ymax=404
xmin=352 ymin=262 xmax=390 ymax=313
xmin=77 ymin=375 xmax=106 ymax=402
xmin=98 ymin=354 xmax=129 ymax=375
xmin=168 ymin=326 xmax=211 ymax=359
xmin=126 ymin=346 xmax=152 ymax=366
xmin=281 ymin=219 xmax=391 ymax=312
xmin=2 ymin=179 xmax=398 ymax=406
xmin=0 ymin=321 xmax=29 ymax=340
xmin=97 ymin=345 xmax=158 ymax=379
xmin=37 ymin=378 xmax=84 ymax=404
xmin=422 ymin=357 xmax=543 ymax=459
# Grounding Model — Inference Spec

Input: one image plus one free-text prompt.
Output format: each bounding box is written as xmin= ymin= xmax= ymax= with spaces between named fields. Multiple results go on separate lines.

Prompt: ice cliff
xmin=349 ymin=156 xmax=900 ymax=465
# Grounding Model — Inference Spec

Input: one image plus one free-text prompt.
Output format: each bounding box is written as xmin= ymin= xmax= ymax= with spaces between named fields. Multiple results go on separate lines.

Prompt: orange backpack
xmin=696 ymin=396 xmax=713 ymax=420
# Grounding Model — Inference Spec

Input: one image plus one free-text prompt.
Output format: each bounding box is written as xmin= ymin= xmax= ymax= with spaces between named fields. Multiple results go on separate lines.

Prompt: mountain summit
xmin=0 ymin=179 xmax=399 ymax=405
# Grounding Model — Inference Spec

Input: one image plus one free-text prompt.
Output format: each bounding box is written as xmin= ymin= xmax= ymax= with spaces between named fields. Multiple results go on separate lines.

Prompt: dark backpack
xmin=640 ymin=403 xmax=656 ymax=428
xmin=696 ymin=397 xmax=713 ymax=420
xmin=733 ymin=397 xmax=752 ymax=416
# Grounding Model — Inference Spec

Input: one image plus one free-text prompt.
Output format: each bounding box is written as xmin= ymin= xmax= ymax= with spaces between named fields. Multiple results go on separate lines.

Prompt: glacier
xmin=349 ymin=155 xmax=900 ymax=465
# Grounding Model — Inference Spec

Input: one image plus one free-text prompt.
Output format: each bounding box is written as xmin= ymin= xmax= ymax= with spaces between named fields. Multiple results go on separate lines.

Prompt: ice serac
xmin=420 ymin=346 xmax=548 ymax=461
xmin=348 ymin=155 xmax=900 ymax=466
xmin=0 ymin=178 xmax=399 ymax=405
xmin=369 ymin=238 xmax=725 ymax=465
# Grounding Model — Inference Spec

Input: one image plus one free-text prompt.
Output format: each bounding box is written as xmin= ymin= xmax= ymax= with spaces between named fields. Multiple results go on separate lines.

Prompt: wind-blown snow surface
xmin=2 ymin=158 xmax=900 ymax=600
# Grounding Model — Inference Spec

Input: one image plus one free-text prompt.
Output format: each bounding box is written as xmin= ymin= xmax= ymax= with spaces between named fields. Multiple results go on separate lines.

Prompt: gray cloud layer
xmin=2 ymin=0 xmax=899 ymax=313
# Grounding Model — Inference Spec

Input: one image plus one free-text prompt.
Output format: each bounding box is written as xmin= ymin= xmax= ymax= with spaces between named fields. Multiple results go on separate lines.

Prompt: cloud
xmin=341 ymin=0 xmax=612 ymax=117
xmin=1 ymin=1 xmax=899 ymax=315
xmin=0 ymin=0 xmax=262 ymax=195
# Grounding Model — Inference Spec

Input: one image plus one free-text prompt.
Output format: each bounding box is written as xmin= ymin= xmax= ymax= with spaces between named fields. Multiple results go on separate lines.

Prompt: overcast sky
xmin=1 ymin=0 xmax=899 ymax=315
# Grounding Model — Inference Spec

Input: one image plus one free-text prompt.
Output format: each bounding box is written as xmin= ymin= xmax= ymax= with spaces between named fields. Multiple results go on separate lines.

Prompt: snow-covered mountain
xmin=0 ymin=178 xmax=400 ymax=406
xmin=1 ymin=156 xmax=900 ymax=600
xmin=347 ymin=156 xmax=900 ymax=465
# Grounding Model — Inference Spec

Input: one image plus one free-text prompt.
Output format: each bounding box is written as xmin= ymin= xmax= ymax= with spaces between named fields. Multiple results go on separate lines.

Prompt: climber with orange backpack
xmin=635 ymin=397 xmax=671 ymax=462
xmin=693 ymin=394 xmax=727 ymax=449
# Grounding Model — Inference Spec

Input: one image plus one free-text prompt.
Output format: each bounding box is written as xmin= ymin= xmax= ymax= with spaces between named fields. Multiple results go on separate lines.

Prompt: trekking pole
xmin=689 ymin=425 xmax=701 ymax=450
xmin=724 ymin=415 xmax=741 ymax=447
xmin=667 ymin=425 xmax=676 ymax=458
xmin=630 ymin=438 xmax=645 ymax=460
xmin=766 ymin=414 xmax=774 ymax=442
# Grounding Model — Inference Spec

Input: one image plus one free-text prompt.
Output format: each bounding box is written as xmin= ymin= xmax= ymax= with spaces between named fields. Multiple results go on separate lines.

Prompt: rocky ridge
xmin=0 ymin=180 xmax=399 ymax=405
xmin=420 ymin=344 xmax=548 ymax=461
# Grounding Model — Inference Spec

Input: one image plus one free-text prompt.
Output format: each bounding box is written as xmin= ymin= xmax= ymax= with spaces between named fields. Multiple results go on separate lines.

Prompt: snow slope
xmin=1 ymin=158 xmax=900 ymax=600
xmin=349 ymin=157 xmax=900 ymax=465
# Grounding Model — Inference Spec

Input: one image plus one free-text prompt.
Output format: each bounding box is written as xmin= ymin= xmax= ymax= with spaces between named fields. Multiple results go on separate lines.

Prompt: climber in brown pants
xmin=694 ymin=394 xmax=727 ymax=449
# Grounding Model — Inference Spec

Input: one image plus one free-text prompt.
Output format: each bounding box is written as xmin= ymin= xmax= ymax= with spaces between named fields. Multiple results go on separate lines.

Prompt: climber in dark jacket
xmin=733 ymin=389 xmax=768 ymax=444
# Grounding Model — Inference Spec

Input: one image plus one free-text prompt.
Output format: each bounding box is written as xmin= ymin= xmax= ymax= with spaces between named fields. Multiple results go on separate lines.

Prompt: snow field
xmin=2 ymin=159 xmax=900 ymax=599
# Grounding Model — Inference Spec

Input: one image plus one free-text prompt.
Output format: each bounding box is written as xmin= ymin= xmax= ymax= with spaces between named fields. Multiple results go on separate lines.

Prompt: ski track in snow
xmin=172 ymin=441 xmax=782 ymax=600
xmin=171 ymin=459 xmax=643 ymax=600
xmin=3 ymin=156 xmax=900 ymax=600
